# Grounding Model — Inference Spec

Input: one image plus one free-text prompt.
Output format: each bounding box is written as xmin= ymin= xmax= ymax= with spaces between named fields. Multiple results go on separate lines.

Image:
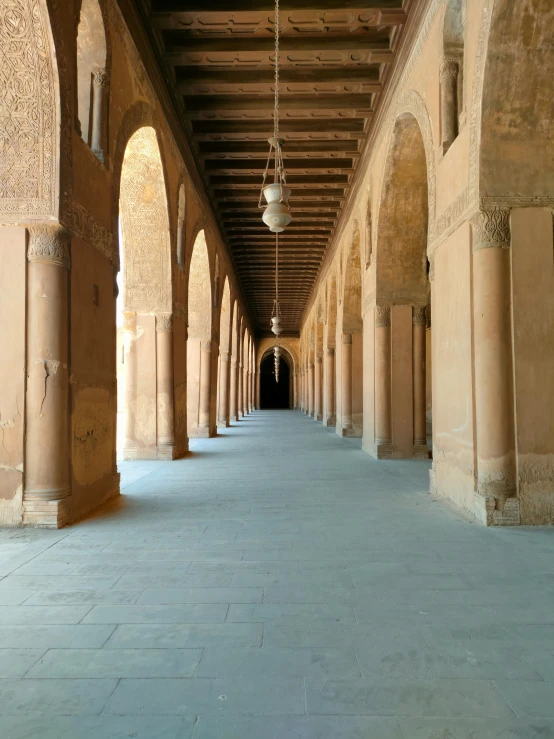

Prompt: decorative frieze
xmin=27 ymin=224 xmax=71 ymax=269
xmin=62 ymin=199 xmax=117 ymax=265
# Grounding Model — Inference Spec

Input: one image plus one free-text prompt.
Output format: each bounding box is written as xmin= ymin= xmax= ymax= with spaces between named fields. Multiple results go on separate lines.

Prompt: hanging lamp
xmin=258 ymin=0 xmax=292 ymax=234
xmin=274 ymin=344 xmax=281 ymax=384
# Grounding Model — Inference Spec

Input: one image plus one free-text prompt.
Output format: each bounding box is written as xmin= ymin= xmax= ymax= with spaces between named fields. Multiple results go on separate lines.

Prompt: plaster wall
xmin=511 ymin=208 xmax=554 ymax=524
xmin=431 ymin=223 xmax=475 ymax=514
xmin=0 ymin=228 xmax=26 ymax=524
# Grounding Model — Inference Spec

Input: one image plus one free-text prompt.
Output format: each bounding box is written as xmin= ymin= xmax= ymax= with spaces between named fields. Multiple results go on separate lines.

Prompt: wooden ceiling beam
xmin=174 ymin=66 xmax=381 ymax=89
xmin=199 ymin=140 xmax=360 ymax=156
xmin=163 ymin=33 xmax=391 ymax=56
xmin=192 ymin=119 xmax=365 ymax=136
xmin=209 ymin=174 xmax=350 ymax=185
xmin=216 ymin=191 xmax=345 ymax=201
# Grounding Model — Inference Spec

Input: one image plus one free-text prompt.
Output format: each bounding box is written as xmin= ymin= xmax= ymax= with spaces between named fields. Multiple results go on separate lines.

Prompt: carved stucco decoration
xmin=0 ymin=0 xmax=59 ymax=221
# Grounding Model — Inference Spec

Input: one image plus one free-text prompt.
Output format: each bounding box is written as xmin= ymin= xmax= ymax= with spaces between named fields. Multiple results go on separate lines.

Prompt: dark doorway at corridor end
xmin=260 ymin=353 xmax=291 ymax=409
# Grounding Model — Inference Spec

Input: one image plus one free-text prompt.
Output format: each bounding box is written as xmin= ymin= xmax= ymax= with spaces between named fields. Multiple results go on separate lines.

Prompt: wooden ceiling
xmin=145 ymin=0 xmax=414 ymax=336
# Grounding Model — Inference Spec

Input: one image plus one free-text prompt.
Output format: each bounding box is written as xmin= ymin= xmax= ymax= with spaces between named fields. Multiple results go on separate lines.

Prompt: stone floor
xmin=1 ymin=411 xmax=554 ymax=738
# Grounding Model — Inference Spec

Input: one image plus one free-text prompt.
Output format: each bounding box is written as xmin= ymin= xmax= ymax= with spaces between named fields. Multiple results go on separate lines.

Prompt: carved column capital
xmin=326 ymin=347 xmax=335 ymax=357
xmin=471 ymin=208 xmax=511 ymax=251
xmin=413 ymin=306 xmax=427 ymax=326
xmin=122 ymin=311 xmax=137 ymax=331
xmin=201 ymin=339 xmax=213 ymax=353
xmin=375 ymin=305 xmax=391 ymax=328
xmin=156 ymin=313 xmax=173 ymax=332
xmin=342 ymin=333 xmax=353 ymax=345
xmin=220 ymin=351 xmax=230 ymax=362
xmin=92 ymin=67 xmax=108 ymax=88
xmin=316 ymin=354 xmax=323 ymax=364
xmin=27 ymin=224 xmax=71 ymax=269
xmin=439 ymin=57 xmax=459 ymax=82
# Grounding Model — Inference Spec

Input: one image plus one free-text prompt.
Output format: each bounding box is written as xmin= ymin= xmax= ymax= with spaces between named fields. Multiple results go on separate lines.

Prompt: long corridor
xmin=1 ymin=412 xmax=554 ymax=737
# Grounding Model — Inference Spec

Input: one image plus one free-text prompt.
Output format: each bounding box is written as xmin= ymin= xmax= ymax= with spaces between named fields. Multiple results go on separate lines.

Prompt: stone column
xmin=308 ymin=362 xmax=315 ymax=416
xmin=122 ymin=311 xmax=137 ymax=459
xmin=24 ymin=225 xmax=71 ymax=527
xmin=293 ymin=372 xmax=298 ymax=409
xmin=256 ymin=370 xmax=261 ymax=410
xmin=314 ymin=354 xmax=323 ymax=422
xmin=440 ymin=58 xmax=459 ymax=154
xmin=218 ymin=351 xmax=230 ymax=427
xmin=198 ymin=339 xmax=212 ymax=432
xmin=91 ymin=68 xmax=107 ymax=162
xmin=238 ymin=363 xmax=244 ymax=417
xmin=230 ymin=359 xmax=238 ymax=421
xmin=248 ymin=369 xmax=253 ymax=413
xmin=471 ymin=209 xmax=518 ymax=525
xmin=242 ymin=365 xmax=249 ymax=415
xmin=341 ymin=333 xmax=353 ymax=434
xmin=324 ymin=347 xmax=336 ymax=426
xmin=412 ymin=306 xmax=428 ymax=457
xmin=156 ymin=313 xmax=175 ymax=458
xmin=375 ymin=305 xmax=392 ymax=452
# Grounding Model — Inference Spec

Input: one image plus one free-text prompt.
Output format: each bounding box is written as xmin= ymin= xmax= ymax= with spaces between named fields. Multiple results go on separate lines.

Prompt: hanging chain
xmin=274 ymin=0 xmax=279 ymax=139
xmin=275 ymin=231 xmax=279 ymax=308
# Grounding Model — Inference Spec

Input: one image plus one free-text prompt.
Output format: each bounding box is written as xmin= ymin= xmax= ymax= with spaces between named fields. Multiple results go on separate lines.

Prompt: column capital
xmin=122 ymin=311 xmax=137 ymax=331
xmin=326 ymin=346 xmax=335 ymax=357
xmin=27 ymin=224 xmax=71 ymax=269
xmin=439 ymin=57 xmax=459 ymax=82
xmin=413 ymin=306 xmax=427 ymax=326
xmin=201 ymin=339 xmax=213 ymax=353
xmin=471 ymin=208 xmax=511 ymax=251
xmin=156 ymin=313 xmax=173 ymax=332
xmin=92 ymin=67 xmax=108 ymax=88
xmin=342 ymin=333 xmax=353 ymax=345
xmin=220 ymin=351 xmax=230 ymax=362
xmin=316 ymin=354 xmax=323 ymax=364
xmin=375 ymin=305 xmax=391 ymax=328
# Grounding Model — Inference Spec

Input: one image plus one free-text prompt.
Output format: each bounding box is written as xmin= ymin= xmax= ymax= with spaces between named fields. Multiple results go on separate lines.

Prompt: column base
xmin=156 ymin=443 xmax=175 ymax=461
xmin=315 ymin=414 xmax=323 ymax=422
xmin=474 ymin=493 xmax=520 ymax=527
xmin=123 ymin=442 xmax=138 ymax=461
xmin=188 ymin=426 xmax=211 ymax=439
xmin=23 ymin=497 xmax=72 ymax=529
xmin=323 ymin=414 xmax=336 ymax=427
xmin=376 ymin=441 xmax=393 ymax=459
xmin=340 ymin=425 xmax=355 ymax=438
xmin=413 ymin=443 xmax=430 ymax=460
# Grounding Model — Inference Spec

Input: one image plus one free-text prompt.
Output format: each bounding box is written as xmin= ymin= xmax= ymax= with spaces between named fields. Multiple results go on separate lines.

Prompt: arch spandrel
xmin=0 ymin=0 xmax=60 ymax=222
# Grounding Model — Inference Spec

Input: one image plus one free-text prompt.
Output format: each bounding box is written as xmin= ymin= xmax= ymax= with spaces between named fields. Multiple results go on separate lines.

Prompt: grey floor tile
xmin=137 ymin=587 xmax=263 ymax=604
xmin=196 ymin=646 xmax=361 ymax=679
xmin=0 ymin=715 xmax=194 ymax=738
xmin=495 ymin=680 xmax=554 ymax=717
xmin=227 ymin=603 xmax=355 ymax=622
xmin=398 ymin=717 xmax=554 ymax=738
xmin=0 ymin=625 xmax=115 ymax=648
xmin=192 ymin=715 xmax=403 ymax=739
xmin=105 ymin=623 xmax=263 ymax=649
xmin=0 ymin=605 xmax=91 ymax=625
xmin=82 ymin=604 xmax=228 ymax=624
xmin=25 ymin=648 xmax=202 ymax=678
xmin=306 ymin=677 xmax=515 ymax=717
xmin=104 ymin=677 xmax=305 ymax=715
xmin=24 ymin=589 xmax=142 ymax=605
xmin=0 ymin=649 xmax=46 ymax=678
xmin=0 ymin=678 xmax=117 ymax=715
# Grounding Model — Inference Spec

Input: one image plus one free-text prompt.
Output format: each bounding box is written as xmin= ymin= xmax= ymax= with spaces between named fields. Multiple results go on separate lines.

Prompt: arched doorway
xmin=260 ymin=350 xmax=292 ymax=409
xmin=375 ymin=112 xmax=429 ymax=459
xmin=187 ymin=230 xmax=213 ymax=437
xmin=117 ymin=126 xmax=173 ymax=460
xmin=76 ymin=0 xmax=107 ymax=160
xmin=340 ymin=223 xmax=363 ymax=437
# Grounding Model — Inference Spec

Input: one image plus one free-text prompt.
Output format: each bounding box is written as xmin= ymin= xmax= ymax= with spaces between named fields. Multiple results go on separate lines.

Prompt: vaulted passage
xmin=1 ymin=412 xmax=554 ymax=734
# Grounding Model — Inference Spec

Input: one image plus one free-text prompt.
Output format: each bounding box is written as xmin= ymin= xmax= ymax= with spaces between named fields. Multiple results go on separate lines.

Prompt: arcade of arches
xmin=1 ymin=0 xmax=554 ymax=731
xmin=1 ymin=0 xmax=553 ymax=528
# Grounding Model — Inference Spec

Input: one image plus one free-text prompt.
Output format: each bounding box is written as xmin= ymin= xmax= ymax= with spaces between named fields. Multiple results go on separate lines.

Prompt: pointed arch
xmin=177 ymin=184 xmax=186 ymax=269
xmin=76 ymin=0 xmax=107 ymax=159
xmin=342 ymin=222 xmax=363 ymax=333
